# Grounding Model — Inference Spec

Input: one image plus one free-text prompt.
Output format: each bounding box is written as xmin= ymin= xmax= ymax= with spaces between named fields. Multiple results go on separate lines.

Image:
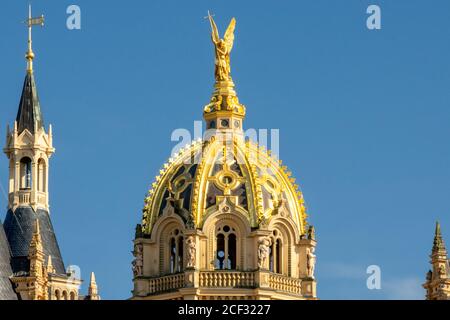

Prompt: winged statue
xmin=207 ymin=13 xmax=236 ymax=81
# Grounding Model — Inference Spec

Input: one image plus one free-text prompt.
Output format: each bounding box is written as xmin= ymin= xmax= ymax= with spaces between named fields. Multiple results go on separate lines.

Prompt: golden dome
xmin=140 ymin=15 xmax=309 ymax=238
xmin=141 ymin=136 xmax=308 ymax=236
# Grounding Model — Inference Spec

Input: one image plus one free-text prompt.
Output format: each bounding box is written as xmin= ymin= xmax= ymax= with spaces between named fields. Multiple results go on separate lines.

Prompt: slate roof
xmin=0 ymin=220 xmax=17 ymax=300
xmin=3 ymin=208 xmax=66 ymax=275
xmin=16 ymin=72 xmax=44 ymax=134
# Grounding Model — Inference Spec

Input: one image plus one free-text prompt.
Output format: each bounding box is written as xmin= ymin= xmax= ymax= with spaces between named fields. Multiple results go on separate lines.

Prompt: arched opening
xmin=216 ymin=234 xmax=225 ymax=269
xmin=55 ymin=289 xmax=61 ymax=300
xmin=37 ymin=159 xmax=46 ymax=192
xmin=269 ymin=231 xmax=283 ymax=274
xmin=215 ymin=225 xmax=237 ymax=270
xmin=228 ymin=234 xmax=236 ymax=269
xmin=276 ymin=239 xmax=282 ymax=273
xmin=20 ymin=157 xmax=32 ymax=189
xmin=62 ymin=291 xmax=68 ymax=300
xmin=170 ymin=238 xmax=176 ymax=273
xmin=168 ymin=229 xmax=183 ymax=274
xmin=9 ymin=159 xmax=14 ymax=192
xmin=177 ymin=236 xmax=183 ymax=273
xmin=70 ymin=291 xmax=76 ymax=300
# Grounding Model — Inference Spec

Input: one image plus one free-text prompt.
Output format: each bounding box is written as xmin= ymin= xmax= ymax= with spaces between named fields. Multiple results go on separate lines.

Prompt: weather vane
xmin=24 ymin=5 xmax=44 ymax=73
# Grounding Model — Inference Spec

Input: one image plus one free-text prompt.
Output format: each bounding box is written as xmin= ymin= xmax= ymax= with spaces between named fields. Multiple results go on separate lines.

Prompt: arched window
xmin=215 ymin=225 xmax=237 ymax=270
xmin=170 ymin=238 xmax=176 ymax=273
xmin=269 ymin=230 xmax=283 ymax=274
xmin=70 ymin=291 xmax=76 ymax=300
xmin=37 ymin=159 xmax=46 ymax=192
xmin=62 ymin=291 xmax=68 ymax=300
xmin=169 ymin=229 xmax=183 ymax=273
xmin=55 ymin=289 xmax=61 ymax=300
xmin=228 ymin=234 xmax=236 ymax=270
xmin=177 ymin=237 xmax=183 ymax=273
xmin=20 ymin=157 xmax=32 ymax=189
xmin=216 ymin=234 xmax=225 ymax=269
xmin=9 ymin=159 xmax=14 ymax=192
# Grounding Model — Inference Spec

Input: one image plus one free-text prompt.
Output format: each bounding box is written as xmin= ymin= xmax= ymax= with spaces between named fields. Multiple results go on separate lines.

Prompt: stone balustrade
xmin=147 ymin=273 xmax=185 ymax=294
xmin=268 ymin=273 xmax=302 ymax=294
xmin=199 ymin=271 xmax=255 ymax=288
xmin=143 ymin=271 xmax=302 ymax=296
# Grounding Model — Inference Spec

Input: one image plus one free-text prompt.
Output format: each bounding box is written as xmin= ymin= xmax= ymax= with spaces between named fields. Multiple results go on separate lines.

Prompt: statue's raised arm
xmin=208 ymin=12 xmax=220 ymax=45
xmin=207 ymin=13 xmax=236 ymax=81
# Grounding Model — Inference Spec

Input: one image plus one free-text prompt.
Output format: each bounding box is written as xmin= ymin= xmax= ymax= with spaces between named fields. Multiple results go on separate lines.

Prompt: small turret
xmin=423 ymin=221 xmax=450 ymax=300
xmin=85 ymin=272 xmax=100 ymax=300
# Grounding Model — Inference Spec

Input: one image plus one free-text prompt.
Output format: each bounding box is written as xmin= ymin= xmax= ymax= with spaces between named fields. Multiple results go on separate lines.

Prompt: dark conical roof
xmin=0 ymin=220 xmax=17 ymax=300
xmin=16 ymin=72 xmax=44 ymax=134
xmin=3 ymin=208 xmax=65 ymax=275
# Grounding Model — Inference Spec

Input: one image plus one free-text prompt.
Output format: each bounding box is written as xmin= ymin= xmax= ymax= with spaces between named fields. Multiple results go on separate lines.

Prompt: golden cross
xmin=24 ymin=5 xmax=44 ymax=73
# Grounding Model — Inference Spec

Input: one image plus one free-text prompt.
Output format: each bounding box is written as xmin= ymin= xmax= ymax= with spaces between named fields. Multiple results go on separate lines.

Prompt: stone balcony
xmin=135 ymin=270 xmax=306 ymax=297
xmin=9 ymin=190 xmax=48 ymax=210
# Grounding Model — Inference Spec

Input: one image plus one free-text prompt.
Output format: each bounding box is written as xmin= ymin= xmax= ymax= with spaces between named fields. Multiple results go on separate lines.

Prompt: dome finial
xmin=204 ymin=13 xmax=246 ymax=130
xmin=24 ymin=5 xmax=44 ymax=74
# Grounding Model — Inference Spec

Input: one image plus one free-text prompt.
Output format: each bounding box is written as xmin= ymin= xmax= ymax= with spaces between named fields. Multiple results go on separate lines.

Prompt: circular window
xmin=175 ymin=179 xmax=185 ymax=189
xmin=223 ymin=225 xmax=230 ymax=233
xmin=221 ymin=119 xmax=230 ymax=128
xmin=218 ymin=251 xmax=225 ymax=258
xmin=221 ymin=175 xmax=234 ymax=185
xmin=234 ymin=120 xmax=240 ymax=128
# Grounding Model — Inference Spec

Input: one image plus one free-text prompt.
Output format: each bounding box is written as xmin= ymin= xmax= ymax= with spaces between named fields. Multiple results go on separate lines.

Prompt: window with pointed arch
xmin=215 ymin=225 xmax=237 ymax=270
xmin=269 ymin=229 xmax=283 ymax=274
xmin=169 ymin=229 xmax=184 ymax=273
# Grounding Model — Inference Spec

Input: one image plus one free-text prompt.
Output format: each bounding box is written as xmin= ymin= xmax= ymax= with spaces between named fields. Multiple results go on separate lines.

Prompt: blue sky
xmin=1 ymin=0 xmax=449 ymax=299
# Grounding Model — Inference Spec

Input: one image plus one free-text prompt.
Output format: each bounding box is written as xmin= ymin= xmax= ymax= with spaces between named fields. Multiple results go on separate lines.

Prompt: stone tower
xmin=0 ymin=6 xmax=98 ymax=300
xmin=423 ymin=222 xmax=450 ymax=300
xmin=131 ymin=15 xmax=317 ymax=300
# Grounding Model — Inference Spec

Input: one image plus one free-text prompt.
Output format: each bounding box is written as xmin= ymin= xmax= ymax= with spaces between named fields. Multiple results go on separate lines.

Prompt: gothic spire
xmin=87 ymin=272 xmax=100 ymax=300
xmin=433 ymin=221 xmax=446 ymax=253
xmin=16 ymin=5 xmax=45 ymax=135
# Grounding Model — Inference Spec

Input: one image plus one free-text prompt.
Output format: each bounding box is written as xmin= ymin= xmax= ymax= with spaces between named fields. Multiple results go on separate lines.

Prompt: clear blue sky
xmin=1 ymin=0 xmax=449 ymax=299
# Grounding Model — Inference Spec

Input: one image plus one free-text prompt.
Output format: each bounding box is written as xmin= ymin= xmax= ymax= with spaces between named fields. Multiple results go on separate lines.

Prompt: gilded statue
xmin=207 ymin=12 xmax=236 ymax=81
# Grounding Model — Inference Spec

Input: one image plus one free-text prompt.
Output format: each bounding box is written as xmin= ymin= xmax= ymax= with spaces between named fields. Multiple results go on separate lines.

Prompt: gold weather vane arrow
xmin=24 ymin=5 xmax=45 ymax=73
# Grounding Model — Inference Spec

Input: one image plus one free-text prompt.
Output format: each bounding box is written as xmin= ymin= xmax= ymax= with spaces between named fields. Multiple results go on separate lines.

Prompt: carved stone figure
xmin=132 ymin=243 xmax=143 ymax=277
xmin=258 ymin=238 xmax=271 ymax=269
xmin=306 ymin=247 xmax=316 ymax=279
xmin=307 ymin=225 xmax=315 ymax=240
xmin=186 ymin=236 xmax=196 ymax=268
